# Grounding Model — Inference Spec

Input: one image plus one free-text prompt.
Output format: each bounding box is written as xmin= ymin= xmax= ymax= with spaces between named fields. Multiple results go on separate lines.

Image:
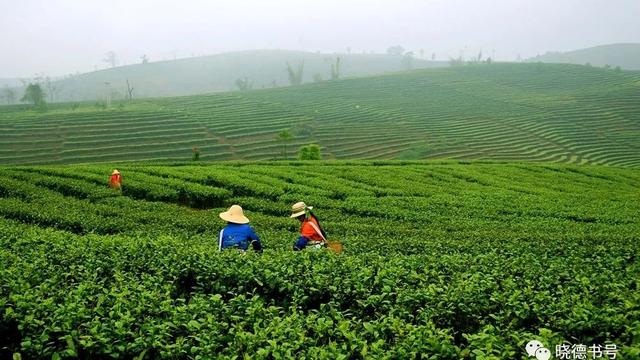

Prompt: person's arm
xmin=293 ymin=236 xmax=308 ymax=251
xmin=218 ymin=229 xmax=224 ymax=251
xmin=251 ymin=239 xmax=262 ymax=252
xmin=248 ymin=226 xmax=263 ymax=252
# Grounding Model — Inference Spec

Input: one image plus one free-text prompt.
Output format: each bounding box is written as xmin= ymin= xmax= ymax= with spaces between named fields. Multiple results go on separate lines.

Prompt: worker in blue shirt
xmin=218 ymin=205 xmax=262 ymax=252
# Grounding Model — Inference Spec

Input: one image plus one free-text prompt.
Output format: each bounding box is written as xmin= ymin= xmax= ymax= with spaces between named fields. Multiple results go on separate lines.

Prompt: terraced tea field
xmin=1 ymin=162 xmax=639 ymax=358
xmin=1 ymin=63 xmax=639 ymax=166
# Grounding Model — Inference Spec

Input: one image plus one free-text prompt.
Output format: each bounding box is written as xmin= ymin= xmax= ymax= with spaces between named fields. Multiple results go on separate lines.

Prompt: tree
xmin=21 ymin=83 xmax=46 ymax=110
xmin=141 ymin=54 xmax=149 ymax=64
xmin=448 ymin=56 xmax=465 ymax=66
xmin=386 ymin=45 xmax=404 ymax=56
xmin=103 ymin=82 xmax=112 ymax=107
xmin=276 ymin=129 xmax=294 ymax=159
xmin=330 ymin=57 xmax=341 ymax=80
xmin=312 ymin=73 xmax=323 ymax=83
xmin=126 ymin=79 xmax=134 ymax=101
xmin=104 ymin=51 xmax=118 ymax=68
xmin=235 ymin=77 xmax=253 ymax=91
xmin=294 ymin=121 xmax=314 ymax=137
xmin=432 ymin=52 xmax=436 ymax=61
xmin=402 ymin=52 xmax=414 ymax=70
xmin=44 ymin=76 xmax=58 ymax=102
xmin=2 ymin=87 xmax=16 ymax=105
xmin=298 ymin=144 xmax=321 ymax=160
xmin=286 ymin=61 xmax=304 ymax=86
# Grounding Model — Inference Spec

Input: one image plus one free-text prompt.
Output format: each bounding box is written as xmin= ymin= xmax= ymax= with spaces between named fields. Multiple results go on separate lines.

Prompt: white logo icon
xmin=526 ymin=340 xmax=551 ymax=360
xmin=526 ymin=340 xmax=544 ymax=357
xmin=535 ymin=347 xmax=551 ymax=360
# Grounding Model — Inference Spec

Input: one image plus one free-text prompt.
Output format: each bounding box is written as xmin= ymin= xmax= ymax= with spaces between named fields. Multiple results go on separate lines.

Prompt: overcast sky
xmin=1 ymin=0 xmax=639 ymax=78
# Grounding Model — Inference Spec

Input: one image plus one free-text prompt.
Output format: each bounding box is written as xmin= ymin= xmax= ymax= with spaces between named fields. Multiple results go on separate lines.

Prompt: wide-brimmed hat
xmin=112 ymin=169 xmax=120 ymax=175
xmin=219 ymin=205 xmax=250 ymax=224
xmin=290 ymin=201 xmax=312 ymax=218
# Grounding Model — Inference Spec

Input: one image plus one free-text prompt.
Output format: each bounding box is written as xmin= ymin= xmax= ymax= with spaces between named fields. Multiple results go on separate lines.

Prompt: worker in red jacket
xmin=291 ymin=201 xmax=328 ymax=251
xmin=109 ymin=169 xmax=122 ymax=190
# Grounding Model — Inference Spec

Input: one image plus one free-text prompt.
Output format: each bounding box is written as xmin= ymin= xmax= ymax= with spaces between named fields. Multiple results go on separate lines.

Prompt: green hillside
xmin=12 ymin=50 xmax=442 ymax=102
xmin=1 ymin=162 xmax=639 ymax=358
xmin=1 ymin=62 xmax=639 ymax=166
xmin=528 ymin=43 xmax=640 ymax=70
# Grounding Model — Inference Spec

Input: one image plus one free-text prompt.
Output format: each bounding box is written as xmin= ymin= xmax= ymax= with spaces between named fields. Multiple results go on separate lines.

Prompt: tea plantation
xmin=1 ymin=63 xmax=639 ymax=166
xmin=1 ymin=162 xmax=639 ymax=359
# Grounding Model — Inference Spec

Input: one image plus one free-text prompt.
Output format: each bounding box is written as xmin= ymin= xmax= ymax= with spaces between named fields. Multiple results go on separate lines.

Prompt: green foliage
xmin=0 ymin=162 xmax=638 ymax=358
xmin=235 ymin=77 xmax=252 ymax=91
xmin=449 ymin=56 xmax=466 ymax=66
xmin=387 ymin=45 xmax=404 ymax=56
xmin=298 ymin=144 xmax=321 ymax=160
xmin=276 ymin=129 xmax=294 ymax=160
xmin=2 ymin=87 xmax=16 ymax=105
xmin=330 ymin=57 xmax=341 ymax=80
xmin=0 ymin=63 xmax=639 ymax=166
xmin=402 ymin=51 xmax=414 ymax=70
xmin=285 ymin=61 xmax=304 ymax=86
xmin=20 ymin=83 xmax=46 ymax=110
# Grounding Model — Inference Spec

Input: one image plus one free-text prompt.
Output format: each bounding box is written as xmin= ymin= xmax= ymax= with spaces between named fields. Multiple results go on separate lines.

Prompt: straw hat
xmin=290 ymin=201 xmax=312 ymax=218
xmin=219 ymin=205 xmax=250 ymax=224
xmin=112 ymin=169 xmax=120 ymax=175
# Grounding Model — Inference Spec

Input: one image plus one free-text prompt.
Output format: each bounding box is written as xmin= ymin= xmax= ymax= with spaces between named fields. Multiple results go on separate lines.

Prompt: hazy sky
xmin=1 ymin=0 xmax=639 ymax=77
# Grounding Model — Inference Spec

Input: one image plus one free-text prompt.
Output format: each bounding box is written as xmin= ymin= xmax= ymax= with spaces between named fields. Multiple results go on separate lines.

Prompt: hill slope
xmin=528 ymin=43 xmax=640 ymax=70
xmin=14 ymin=50 xmax=442 ymax=102
xmin=0 ymin=63 xmax=639 ymax=166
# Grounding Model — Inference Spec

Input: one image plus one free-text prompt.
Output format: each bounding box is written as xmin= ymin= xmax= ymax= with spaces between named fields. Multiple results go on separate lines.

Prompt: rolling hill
xmin=528 ymin=43 xmax=640 ymax=70
xmin=7 ymin=50 xmax=443 ymax=103
xmin=0 ymin=62 xmax=639 ymax=166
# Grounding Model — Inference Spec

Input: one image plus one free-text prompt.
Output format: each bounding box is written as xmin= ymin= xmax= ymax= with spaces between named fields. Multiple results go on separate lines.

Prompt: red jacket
xmin=300 ymin=216 xmax=325 ymax=242
xmin=109 ymin=174 xmax=121 ymax=187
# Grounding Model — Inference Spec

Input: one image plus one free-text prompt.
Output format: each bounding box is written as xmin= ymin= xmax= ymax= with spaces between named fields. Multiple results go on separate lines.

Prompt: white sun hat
xmin=219 ymin=205 xmax=250 ymax=224
xmin=290 ymin=201 xmax=312 ymax=218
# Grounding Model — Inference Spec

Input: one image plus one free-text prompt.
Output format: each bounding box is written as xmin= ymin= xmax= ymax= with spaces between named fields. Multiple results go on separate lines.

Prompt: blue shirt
xmin=219 ymin=223 xmax=262 ymax=252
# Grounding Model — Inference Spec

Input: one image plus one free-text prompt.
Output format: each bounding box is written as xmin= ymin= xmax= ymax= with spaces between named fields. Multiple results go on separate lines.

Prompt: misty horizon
xmin=1 ymin=0 xmax=639 ymax=78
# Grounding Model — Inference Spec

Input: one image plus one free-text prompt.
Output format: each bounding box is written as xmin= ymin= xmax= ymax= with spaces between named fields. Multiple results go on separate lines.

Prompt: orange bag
xmin=309 ymin=219 xmax=343 ymax=254
xmin=327 ymin=241 xmax=343 ymax=254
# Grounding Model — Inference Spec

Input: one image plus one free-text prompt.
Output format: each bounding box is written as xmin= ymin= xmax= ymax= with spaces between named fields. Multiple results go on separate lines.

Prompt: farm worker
xmin=109 ymin=169 xmax=122 ymax=190
xmin=218 ymin=205 xmax=262 ymax=252
xmin=291 ymin=201 xmax=328 ymax=251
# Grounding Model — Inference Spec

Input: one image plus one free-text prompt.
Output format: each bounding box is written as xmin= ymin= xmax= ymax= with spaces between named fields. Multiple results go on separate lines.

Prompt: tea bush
xmin=0 ymin=162 xmax=638 ymax=359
